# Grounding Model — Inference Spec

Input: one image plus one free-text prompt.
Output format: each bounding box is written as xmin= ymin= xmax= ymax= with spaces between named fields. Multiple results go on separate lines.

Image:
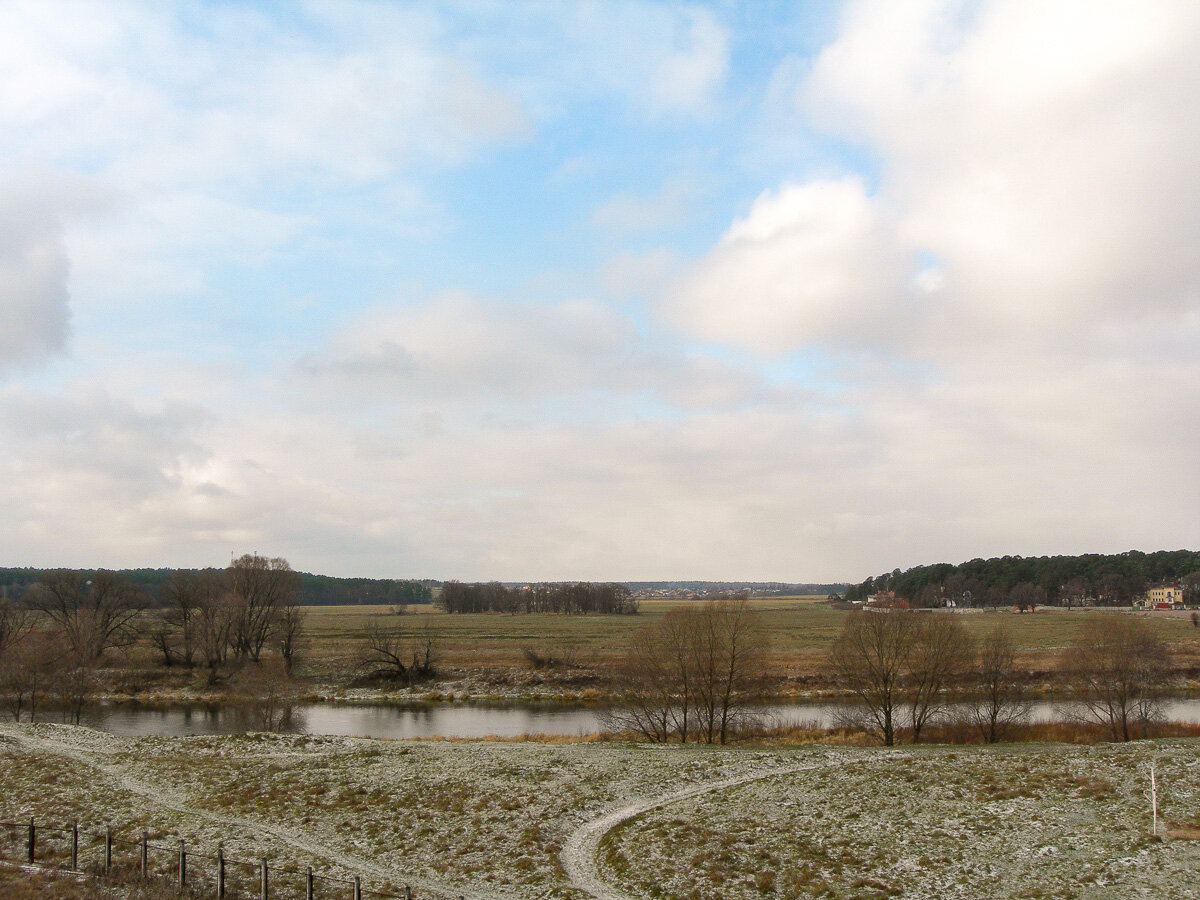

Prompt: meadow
xmin=292 ymin=598 xmax=1200 ymax=696
xmin=1 ymin=723 xmax=1197 ymax=899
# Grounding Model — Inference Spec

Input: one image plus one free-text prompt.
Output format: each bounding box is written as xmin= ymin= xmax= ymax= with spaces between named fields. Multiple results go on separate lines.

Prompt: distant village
xmin=834 ymin=581 xmax=1192 ymax=612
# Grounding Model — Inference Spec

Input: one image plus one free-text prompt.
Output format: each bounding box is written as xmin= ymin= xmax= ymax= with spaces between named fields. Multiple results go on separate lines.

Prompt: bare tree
xmin=831 ymin=610 xmax=920 ymax=746
xmin=602 ymin=607 xmax=699 ymax=742
xmin=905 ymin=613 xmax=971 ymax=743
xmin=833 ymin=609 xmax=974 ymax=745
xmin=0 ymin=598 xmax=30 ymax=659
xmin=357 ymin=618 xmax=437 ymax=683
xmin=156 ymin=569 xmax=227 ymax=667
xmin=1068 ymin=614 xmax=1166 ymax=741
xmin=0 ymin=629 xmax=57 ymax=722
xmin=603 ymin=598 xmax=766 ymax=744
xmin=1009 ymin=582 xmax=1045 ymax=613
xmin=692 ymin=597 xmax=766 ymax=744
xmin=965 ymin=625 xmax=1027 ymax=743
xmin=192 ymin=574 xmax=236 ymax=684
xmin=276 ymin=594 xmax=306 ymax=675
xmin=230 ymin=659 xmax=301 ymax=732
xmin=27 ymin=570 xmax=143 ymax=661
xmin=228 ymin=554 xmax=300 ymax=663
xmin=54 ymin=644 xmax=96 ymax=726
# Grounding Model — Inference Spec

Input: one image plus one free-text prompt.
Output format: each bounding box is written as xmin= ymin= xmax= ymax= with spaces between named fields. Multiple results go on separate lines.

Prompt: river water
xmin=71 ymin=697 xmax=1200 ymax=740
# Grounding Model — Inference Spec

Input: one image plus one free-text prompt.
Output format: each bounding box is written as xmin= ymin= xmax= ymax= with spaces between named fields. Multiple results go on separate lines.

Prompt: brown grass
xmin=292 ymin=600 xmax=1200 ymax=682
xmin=738 ymin=719 xmax=1200 ymax=747
xmin=0 ymin=861 xmax=188 ymax=899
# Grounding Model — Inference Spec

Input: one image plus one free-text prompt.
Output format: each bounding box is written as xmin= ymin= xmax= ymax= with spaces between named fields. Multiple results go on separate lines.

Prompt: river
xmin=62 ymin=697 xmax=1200 ymax=740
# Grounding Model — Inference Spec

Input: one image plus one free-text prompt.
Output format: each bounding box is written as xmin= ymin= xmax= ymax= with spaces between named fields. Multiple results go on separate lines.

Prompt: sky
xmin=2 ymin=0 xmax=1198 ymax=583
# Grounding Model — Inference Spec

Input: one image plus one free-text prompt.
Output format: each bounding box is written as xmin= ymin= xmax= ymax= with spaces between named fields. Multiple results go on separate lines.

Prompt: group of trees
xmin=437 ymin=581 xmax=639 ymax=615
xmin=0 ymin=566 xmax=432 ymax=608
xmin=152 ymin=555 xmax=304 ymax=678
xmin=832 ymin=609 xmax=1168 ymax=745
xmin=0 ymin=553 xmax=454 ymax=728
xmin=602 ymin=597 xmax=765 ymax=744
xmin=845 ymin=550 xmax=1200 ymax=608
xmin=0 ymin=554 xmax=306 ymax=722
xmin=0 ymin=571 xmax=147 ymax=724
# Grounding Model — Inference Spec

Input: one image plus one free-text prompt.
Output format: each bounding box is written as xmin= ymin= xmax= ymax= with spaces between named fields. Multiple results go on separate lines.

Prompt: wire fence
xmin=0 ymin=818 xmax=420 ymax=899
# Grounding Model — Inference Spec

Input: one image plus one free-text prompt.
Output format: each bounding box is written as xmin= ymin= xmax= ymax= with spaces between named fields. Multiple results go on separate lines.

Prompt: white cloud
xmin=494 ymin=2 xmax=730 ymax=122
xmin=647 ymin=9 xmax=729 ymax=118
xmin=662 ymin=178 xmax=909 ymax=351
xmin=3 ymin=1 xmax=1198 ymax=581
xmin=802 ymin=0 xmax=1200 ymax=335
xmin=0 ymin=209 xmax=69 ymax=370
xmin=601 ymin=248 xmax=681 ymax=298
xmin=0 ymin=172 xmax=112 ymax=372
xmin=295 ymin=290 xmax=769 ymax=415
xmin=0 ymin=1 xmax=531 ymax=188
xmin=651 ymin=0 xmax=1200 ymax=574
xmin=592 ymin=177 xmax=701 ymax=233
xmin=670 ymin=0 xmax=1200 ymax=355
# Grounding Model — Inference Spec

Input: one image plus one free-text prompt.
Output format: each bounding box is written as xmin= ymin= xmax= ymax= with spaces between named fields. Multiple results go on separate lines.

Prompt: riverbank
xmin=59 ymin=657 xmax=1200 ymax=713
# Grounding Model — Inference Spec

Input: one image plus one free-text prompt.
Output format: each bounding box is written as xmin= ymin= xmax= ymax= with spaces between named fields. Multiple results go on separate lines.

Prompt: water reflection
xmin=83 ymin=701 xmax=604 ymax=740
xmin=33 ymin=696 xmax=1200 ymax=740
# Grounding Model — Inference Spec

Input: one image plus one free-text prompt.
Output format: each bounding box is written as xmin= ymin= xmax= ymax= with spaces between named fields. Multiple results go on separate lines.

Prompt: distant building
xmin=1137 ymin=584 xmax=1184 ymax=610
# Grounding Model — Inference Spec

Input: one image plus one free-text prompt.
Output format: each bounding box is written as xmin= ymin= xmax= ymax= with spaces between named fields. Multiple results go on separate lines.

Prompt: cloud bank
xmin=1 ymin=1 xmax=1196 ymax=580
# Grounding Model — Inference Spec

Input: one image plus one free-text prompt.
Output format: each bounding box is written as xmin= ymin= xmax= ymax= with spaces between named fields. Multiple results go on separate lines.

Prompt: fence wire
xmin=0 ymin=819 xmax=418 ymax=899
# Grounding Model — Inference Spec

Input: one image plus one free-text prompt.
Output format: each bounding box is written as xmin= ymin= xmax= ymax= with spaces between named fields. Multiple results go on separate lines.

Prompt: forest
xmin=844 ymin=549 xmax=1200 ymax=607
xmin=437 ymin=580 xmax=639 ymax=615
xmin=0 ymin=567 xmax=432 ymax=607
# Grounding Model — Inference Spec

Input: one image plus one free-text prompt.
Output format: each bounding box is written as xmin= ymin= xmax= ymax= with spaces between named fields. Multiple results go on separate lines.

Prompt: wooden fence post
xmin=260 ymin=857 xmax=269 ymax=900
xmin=306 ymin=865 xmax=314 ymax=900
xmin=405 ymin=886 xmax=412 ymax=900
xmin=104 ymin=826 xmax=112 ymax=873
xmin=353 ymin=875 xmax=361 ymax=900
xmin=26 ymin=818 xmax=34 ymax=864
xmin=70 ymin=821 xmax=78 ymax=870
xmin=178 ymin=839 xmax=187 ymax=889
xmin=217 ymin=846 xmax=226 ymax=899
xmin=141 ymin=831 xmax=148 ymax=878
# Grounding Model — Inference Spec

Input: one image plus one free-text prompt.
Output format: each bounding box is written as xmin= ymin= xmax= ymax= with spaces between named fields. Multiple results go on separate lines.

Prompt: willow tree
xmin=228 ymin=554 xmax=301 ymax=663
xmin=1069 ymin=614 xmax=1165 ymax=741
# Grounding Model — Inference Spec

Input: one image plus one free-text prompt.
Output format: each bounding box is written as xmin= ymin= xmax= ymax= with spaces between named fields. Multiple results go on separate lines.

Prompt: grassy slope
xmin=1 ymin=725 xmax=1198 ymax=899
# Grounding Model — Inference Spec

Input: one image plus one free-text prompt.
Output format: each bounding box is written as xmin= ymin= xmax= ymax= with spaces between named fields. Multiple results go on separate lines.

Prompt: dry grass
xmin=89 ymin=599 xmax=1200 ymax=706
xmin=296 ymin=601 xmax=1200 ymax=682
xmin=5 ymin=725 xmax=1200 ymax=898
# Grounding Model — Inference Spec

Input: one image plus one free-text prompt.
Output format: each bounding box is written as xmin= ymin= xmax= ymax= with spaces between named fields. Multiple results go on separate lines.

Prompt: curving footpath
xmin=0 ymin=725 xmax=514 ymax=900
xmin=560 ymin=760 xmax=838 ymax=900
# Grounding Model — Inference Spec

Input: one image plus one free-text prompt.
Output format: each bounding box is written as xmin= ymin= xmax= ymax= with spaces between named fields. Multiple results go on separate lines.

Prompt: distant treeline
xmin=296 ymin=574 xmax=432 ymax=606
xmin=845 ymin=550 xmax=1200 ymax=607
xmin=437 ymin=581 xmax=639 ymax=615
xmin=0 ymin=567 xmax=432 ymax=607
xmin=624 ymin=581 xmax=849 ymax=595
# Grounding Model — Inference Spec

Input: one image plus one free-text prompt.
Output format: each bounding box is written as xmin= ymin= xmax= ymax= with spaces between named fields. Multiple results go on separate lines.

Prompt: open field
xmin=290 ymin=600 xmax=1200 ymax=693
xmin=88 ymin=599 xmax=1200 ymax=706
xmin=1 ymin=723 xmax=1198 ymax=898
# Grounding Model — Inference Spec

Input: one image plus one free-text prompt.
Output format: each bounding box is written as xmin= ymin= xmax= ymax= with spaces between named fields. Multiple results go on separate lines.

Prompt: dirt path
xmin=1 ymin=725 xmax=514 ymax=900
xmin=560 ymin=760 xmax=836 ymax=900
